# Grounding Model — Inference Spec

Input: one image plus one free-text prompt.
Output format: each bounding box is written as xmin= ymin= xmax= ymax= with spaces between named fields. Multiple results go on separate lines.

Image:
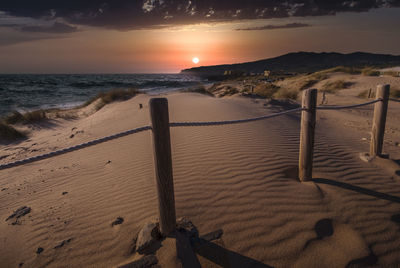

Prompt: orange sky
xmin=0 ymin=8 xmax=399 ymax=73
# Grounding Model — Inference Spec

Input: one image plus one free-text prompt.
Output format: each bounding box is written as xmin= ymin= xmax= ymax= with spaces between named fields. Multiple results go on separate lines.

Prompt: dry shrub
xmin=219 ymin=86 xmax=239 ymax=97
xmin=273 ymin=88 xmax=299 ymax=100
xmin=4 ymin=111 xmax=25 ymax=124
xmin=23 ymin=110 xmax=46 ymax=122
xmin=299 ymin=79 xmax=319 ymax=90
xmin=254 ymin=83 xmax=280 ymax=98
xmin=361 ymin=67 xmax=380 ymax=76
xmin=322 ymin=66 xmax=362 ymax=75
xmin=383 ymin=71 xmax=399 ymax=77
xmin=358 ymin=87 xmax=400 ymax=99
xmin=322 ymin=80 xmax=354 ymax=93
xmin=4 ymin=110 xmax=46 ymax=124
xmin=0 ymin=122 xmax=26 ymax=141
xmin=391 ymin=88 xmax=400 ymax=98
xmin=83 ymin=88 xmax=139 ymax=110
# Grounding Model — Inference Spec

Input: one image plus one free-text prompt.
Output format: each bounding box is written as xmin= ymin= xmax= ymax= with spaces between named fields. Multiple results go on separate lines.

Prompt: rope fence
xmin=0 ymin=84 xmax=396 ymax=235
xmin=169 ymin=107 xmax=304 ymax=127
xmin=316 ymin=98 xmax=382 ymax=110
xmin=0 ymin=85 xmax=396 ymax=176
xmin=0 ymin=126 xmax=151 ymax=171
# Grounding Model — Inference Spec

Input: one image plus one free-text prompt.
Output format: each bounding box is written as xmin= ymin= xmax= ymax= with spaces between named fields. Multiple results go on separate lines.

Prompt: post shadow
xmin=174 ymin=228 xmax=273 ymax=268
xmin=312 ymin=178 xmax=400 ymax=203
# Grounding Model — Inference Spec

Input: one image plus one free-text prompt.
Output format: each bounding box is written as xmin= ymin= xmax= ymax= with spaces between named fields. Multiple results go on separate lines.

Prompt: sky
xmin=0 ymin=0 xmax=399 ymax=74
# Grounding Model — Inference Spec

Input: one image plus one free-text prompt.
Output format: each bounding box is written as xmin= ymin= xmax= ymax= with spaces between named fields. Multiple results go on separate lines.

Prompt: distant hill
xmin=180 ymin=52 xmax=400 ymax=77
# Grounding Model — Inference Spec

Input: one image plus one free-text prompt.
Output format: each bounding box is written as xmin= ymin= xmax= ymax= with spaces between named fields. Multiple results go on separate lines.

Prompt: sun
xmin=192 ymin=57 xmax=200 ymax=64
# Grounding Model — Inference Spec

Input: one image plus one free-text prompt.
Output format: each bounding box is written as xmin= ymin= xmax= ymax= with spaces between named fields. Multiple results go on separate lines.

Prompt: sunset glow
xmin=192 ymin=57 xmax=200 ymax=64
xmin=0 ymin=2 xmax=399 ymax=73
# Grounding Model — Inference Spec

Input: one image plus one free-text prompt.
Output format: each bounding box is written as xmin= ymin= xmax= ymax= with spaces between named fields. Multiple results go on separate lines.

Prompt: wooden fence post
xmin=149 ymin=98 xmax=176 ymax=235
xmin=299 ymin=89 xmax=317 ymax=181
xmin=370 ymin=84 xmax=390 ymax=157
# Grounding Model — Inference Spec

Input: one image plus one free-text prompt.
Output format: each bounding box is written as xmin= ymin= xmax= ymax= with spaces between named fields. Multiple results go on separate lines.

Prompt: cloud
xmin=20 ymin=22 xmax=78 ymax=33
xmin=236 ymin=23 xmax=311 ymax=31
xmin=0 ymin=0 xmax=399 ymax=30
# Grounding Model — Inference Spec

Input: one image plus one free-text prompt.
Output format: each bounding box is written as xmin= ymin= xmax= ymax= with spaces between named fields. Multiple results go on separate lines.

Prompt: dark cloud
xmin=236 ymin=23 xmax=311 ymax=31
xmin=0 ymin=0 xmax=399 ymax=30
xmin=20 ymin=22 xmax=78 ymax=33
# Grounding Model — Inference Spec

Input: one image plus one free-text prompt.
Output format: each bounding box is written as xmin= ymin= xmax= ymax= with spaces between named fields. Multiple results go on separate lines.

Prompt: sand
xmin=1 ymin=76 xmax=400 ymax=267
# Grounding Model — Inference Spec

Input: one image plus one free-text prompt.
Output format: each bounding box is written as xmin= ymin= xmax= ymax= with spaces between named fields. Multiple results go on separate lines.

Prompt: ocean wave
xmin=0 ymin=74 xmax=205 ymax=116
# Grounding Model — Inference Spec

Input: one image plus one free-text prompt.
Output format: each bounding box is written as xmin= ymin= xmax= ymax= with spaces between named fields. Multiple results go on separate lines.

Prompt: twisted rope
xmin=390 ymin=98 xmax=400 ymax=103
xmin=316 ymin=99 xmax=382 ymax=110
xmin=0 ymin=126 xmax=151 ymax=171
xmin=170 ymin=107 xmax=304 ymax=127
xmin=0 ymin=98 xmax=388 ymax=171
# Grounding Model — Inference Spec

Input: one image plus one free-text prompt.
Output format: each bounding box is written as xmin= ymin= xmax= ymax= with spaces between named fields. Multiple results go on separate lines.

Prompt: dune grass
xmin=361 ymin=67 xmax=380 ymax=76
xmin=382 ymin=71 xmax=399 ymax=77
xmin=219 ymin=86 xmax=239 ymax=97
xmin=83 ymin=88 xmax=140 ymax=110
xmin=273 ymin=88 xmax=299 ymax=100
xmin=253 ymin=83 xmax=280 ymax=98
xmin=297 ymin=72 xmax=329 ymax=90
xmin=320 ymin=66 xmax=362 ymax=75
xmin=322 ymin=80 xmax=354 ymax=93
xmin=4 ymin=110 xmax=47 ymax=125
xmin=358 ymin=87 xmax=400 ymax=99
xmin=0 ymin=122 xmax=26 ymax=141
xmin=391 ymin=88 xmax=400 ymax=98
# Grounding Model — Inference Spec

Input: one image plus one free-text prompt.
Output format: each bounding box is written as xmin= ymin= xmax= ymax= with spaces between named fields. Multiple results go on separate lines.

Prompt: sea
xmin=0 ymin=74 xmax=205 ymax=116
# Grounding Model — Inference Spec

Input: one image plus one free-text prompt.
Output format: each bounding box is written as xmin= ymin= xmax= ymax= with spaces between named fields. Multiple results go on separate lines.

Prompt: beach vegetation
xmin=358 ymin=87 xmax=400 ymax=99
xmin=253 ymin=83 xmax=280 ymax=98
xmin=273 ymin=88 xmax=299 ymax=100
xmin=382 ymin=71 xmax=399 ymax=77
xmin=391 ymin=88 xmax=400 ymax=98
xmin=4 ymin=110 xmax=47 ymax=124
xmin=321 ymin=66 xmax=362 ymax=75
xmin=322 ymin=80 xmax=354 ymax=93
xmin=83 ymin=88 xmax=140 ymax=110
xmin=296 ymin=72 xmax=329 ymax=90
xmin=361 ymin=67 xmax=380 ymax=76
xmin=0 ymin=122 xmax=26 ymax=141
xmin=219 ymin=86 xmax=239 ymax=97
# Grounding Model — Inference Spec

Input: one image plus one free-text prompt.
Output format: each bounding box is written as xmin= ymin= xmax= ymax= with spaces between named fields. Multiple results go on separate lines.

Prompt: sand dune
xmin=1 ymin=91 xmax=400 ymax=267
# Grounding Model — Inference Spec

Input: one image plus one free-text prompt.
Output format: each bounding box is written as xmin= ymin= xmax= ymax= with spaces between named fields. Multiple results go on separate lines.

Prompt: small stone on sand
xmin=54 ymin=238 xmax=72 ymax=249
xmin=112 ymin=217 xmax=124 ymax=226
xmin=36 ymin=247 xmax=44 ymax=254
xmin=136 ymin=222 xmax=161 ymax=254
xmin=6 ymin=206 xmax=31 ymax=223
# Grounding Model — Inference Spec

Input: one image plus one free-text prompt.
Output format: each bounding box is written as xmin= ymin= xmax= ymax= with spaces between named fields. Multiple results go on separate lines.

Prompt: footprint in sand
xmin=294 ymin=219 xmax=376 ymax=268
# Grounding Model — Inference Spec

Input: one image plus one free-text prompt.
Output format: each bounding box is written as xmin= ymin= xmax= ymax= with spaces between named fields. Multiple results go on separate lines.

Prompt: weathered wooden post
xmin=149 ymin=98 xmax=176 ymax=235
xmin=299 ymin=89 xmax=317 ymax=181
xmin=370 ymin=84 xmax=390 ymax=157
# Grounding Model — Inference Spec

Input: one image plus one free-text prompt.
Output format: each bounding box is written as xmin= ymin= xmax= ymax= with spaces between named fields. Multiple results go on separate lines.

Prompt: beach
xmin=1 ymin=73 xmax=400 ymax=267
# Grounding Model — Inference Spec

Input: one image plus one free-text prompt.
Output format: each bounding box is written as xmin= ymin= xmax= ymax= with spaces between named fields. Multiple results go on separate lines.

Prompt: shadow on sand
xmin=175 ymin=229 xmax=273 ymax=268
xmin=312 ymin=178 xmax=400 ymax=203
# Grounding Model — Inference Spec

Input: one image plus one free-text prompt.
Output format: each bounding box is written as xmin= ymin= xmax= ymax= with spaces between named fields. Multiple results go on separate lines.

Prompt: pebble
xmin=111 ymin=217 xmax=124 ymax=227
xmin=136 ymin=222 xmax=161 ymax=254
xmin=54 ymin=238 xmax=72 ymax=249
xmin=6 ymin=206 xmax=31 ymax=222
